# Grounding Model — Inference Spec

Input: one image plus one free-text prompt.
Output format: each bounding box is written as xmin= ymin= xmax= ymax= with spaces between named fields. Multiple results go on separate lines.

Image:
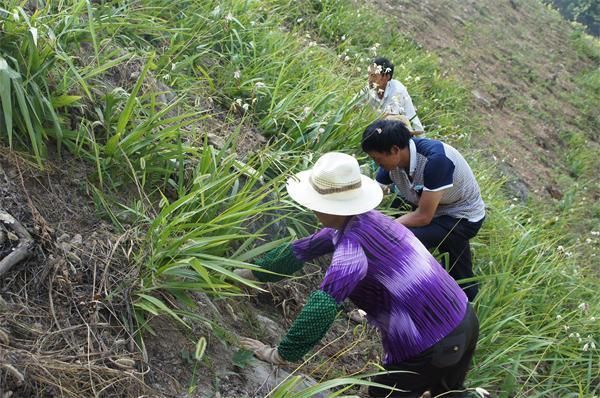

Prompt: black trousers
xmin=369 ymin=304 xmax=479 ymax=398
xmin=408 ymin=215 xmax=484 ymax=302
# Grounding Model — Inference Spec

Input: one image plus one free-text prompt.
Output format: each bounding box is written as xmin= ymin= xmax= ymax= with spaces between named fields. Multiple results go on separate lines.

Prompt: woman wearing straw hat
xmin=237 ymin=152 xmax=481 ymax=398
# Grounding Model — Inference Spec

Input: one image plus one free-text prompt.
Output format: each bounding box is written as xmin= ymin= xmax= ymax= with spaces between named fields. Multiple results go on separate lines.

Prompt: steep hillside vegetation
xmin=0 ymin=0 xmax=598 ymax=397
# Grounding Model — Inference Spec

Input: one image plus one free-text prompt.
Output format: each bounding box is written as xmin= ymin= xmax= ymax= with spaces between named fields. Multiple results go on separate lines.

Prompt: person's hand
xmin=239 ymin=337 xmax=285 ymax=365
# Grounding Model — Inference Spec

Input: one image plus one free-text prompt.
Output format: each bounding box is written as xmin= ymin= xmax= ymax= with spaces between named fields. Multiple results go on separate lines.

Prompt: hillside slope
xmin=372 ymin=0 xmax=599 ymax=200
xmin=0 ymin=0 xmax=598 ymax=397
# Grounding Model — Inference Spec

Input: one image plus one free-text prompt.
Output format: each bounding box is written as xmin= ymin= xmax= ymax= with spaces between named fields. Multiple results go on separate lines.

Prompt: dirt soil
xmin=371 ymin=0 xmax=597 ymax=199
xmin=0 ymin=150 xmax=152 ymax=397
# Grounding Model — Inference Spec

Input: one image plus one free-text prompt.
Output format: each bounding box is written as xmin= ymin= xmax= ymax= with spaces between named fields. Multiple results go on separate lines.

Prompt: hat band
xmin=309 ymin=175 xmax=362 ymax=195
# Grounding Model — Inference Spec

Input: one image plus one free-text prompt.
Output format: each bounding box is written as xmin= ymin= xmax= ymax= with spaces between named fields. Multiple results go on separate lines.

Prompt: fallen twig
xmin=0 ymin=210 xmax=34 ymax=277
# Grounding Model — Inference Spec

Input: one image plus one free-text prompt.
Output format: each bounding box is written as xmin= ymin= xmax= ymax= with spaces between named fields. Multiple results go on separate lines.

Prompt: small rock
xmin=255 ymin=315 xmax=285 ymax=342
xmin=7 ymin=232 xmax=18 ymax=241
xmin=452 ymin=15 xmax=466 ymax=25
xmin=471 ymin=90 xmax=492 ymax=108
xmin=505 ymin=178 xmax=529 ymax=202
xmin=71 ymin=234 xmax=83 ymax=246
xmin=66 ymin=251 xmax=81 ymax=263
xmin=207 ymin=133 xmax=225 ymax=148
xmin=545 ymin=185 xmax=563 ymax=200
xmin=241 ymin=362 xmax=328 ymax=397
xmin=57 ymin=233 xmax=70 ymax=243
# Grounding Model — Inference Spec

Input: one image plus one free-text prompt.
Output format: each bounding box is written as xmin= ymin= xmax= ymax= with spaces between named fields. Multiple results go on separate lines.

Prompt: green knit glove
xmin=253 ymin=243 xmax=304 ymax=282
xmin=277 ymin=290 xmax=339 ymax=362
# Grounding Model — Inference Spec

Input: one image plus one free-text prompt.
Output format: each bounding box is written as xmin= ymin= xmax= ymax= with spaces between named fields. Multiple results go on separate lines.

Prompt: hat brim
xmin=286 ymin=170 xmax=383 ymax=216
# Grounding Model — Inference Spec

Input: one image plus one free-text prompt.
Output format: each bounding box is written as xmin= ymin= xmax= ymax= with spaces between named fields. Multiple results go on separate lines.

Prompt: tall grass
xmin=0 ymin=6 xmax=63 ymax=164
xmin=134 ymin=142 xmax=295 ymax=322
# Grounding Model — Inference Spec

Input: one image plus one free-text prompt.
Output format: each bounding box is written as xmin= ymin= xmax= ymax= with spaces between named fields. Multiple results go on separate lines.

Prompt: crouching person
xmin=237 ymin=152 xmax=480 ymax=397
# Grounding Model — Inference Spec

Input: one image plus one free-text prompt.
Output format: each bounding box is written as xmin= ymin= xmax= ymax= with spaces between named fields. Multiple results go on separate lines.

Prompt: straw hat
xmin=383 ymin=114 xmax=412 ymax=130
xmin=286 ymin=152 xmax=383 ymax=216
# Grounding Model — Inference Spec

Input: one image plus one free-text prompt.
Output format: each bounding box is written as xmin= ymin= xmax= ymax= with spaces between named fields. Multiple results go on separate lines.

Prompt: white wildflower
xmin=211 ymin=5 xmax=222 ymax=17
xmin=344 ymin=55 xmax=350 ymax=61
xmin=556 ymin=314 xmax=562 ymax=320
xmin=585 ymin=238 xmax=592 ymax=244
xmin=565 ymin=251 xmax=573 ymax=257
xmin=233 ymin=70 xmax=241 ymax=79
xmin=318 ymin=128 xmax=325 ymax=134
xmin=583 ymin=342 xmax=589 ymax=351
xmin=296 ymin=17 xmax=303 ymax=23
xmin=475 ymin=387 xmax=490 ymax=397
xmin=557 ymin=245 xmax=564 ymax=252
xmin=578 ymin=302 xmax=589 ymax=312
xmin=308 ymin=41 xmax=317 ymax=47
xmin=255 ymin=82 xmax=266 ymax=89
xmin=356 ymin=67 xmax=361 ymax=72
xmin=225 ymin=12 xmax=234 ymax=21
xmin=590 ymin=317 xmax=596 ymax=322
xmin=563 ymin=325 xmax=570 ymax=331
xmin=591 ymin=231 xmax=600 ymax=236
xmin=29 ymin=27 xmax=38 ymax=47
xmin=341 ymin=35 xmax=346 ymax=41
xmin=235 ymin=98 xmax=242 ymax=106
xmin=242 ymin=103 xmax=249 ymax=111
xmin=374 ymin=42 xmax=381 ymax=48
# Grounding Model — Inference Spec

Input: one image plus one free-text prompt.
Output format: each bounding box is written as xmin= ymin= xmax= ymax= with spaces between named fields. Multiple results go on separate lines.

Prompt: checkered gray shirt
xmin=380 ymin=139 xmax=485 ymax=222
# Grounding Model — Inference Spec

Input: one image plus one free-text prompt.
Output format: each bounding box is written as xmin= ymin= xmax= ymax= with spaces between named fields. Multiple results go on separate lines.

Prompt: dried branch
xmin=0 ymin=210 xmax=34 ymax=277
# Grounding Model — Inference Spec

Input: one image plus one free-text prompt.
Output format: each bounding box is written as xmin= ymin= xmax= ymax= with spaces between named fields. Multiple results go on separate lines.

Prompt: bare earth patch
xmin=370 ymin=0 xmax=597 ymax=199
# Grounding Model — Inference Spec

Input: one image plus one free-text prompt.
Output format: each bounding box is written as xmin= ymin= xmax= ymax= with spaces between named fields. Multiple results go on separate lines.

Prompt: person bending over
xmin=362 ymin=120 xmax=485 ymax=301
xmin=236 ymin=152 xmax=480 ymax=397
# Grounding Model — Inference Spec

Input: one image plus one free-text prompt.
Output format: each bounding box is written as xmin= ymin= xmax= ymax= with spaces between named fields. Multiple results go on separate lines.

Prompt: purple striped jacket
xmin=292 ymin=210 xmax=467 ymax=364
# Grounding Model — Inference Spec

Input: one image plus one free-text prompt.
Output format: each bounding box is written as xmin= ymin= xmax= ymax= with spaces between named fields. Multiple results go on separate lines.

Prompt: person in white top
xmin=363 ymin=57 xmax=425 ymax=135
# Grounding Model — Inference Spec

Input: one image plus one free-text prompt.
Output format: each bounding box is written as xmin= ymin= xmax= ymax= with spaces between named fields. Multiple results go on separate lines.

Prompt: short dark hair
xmin=361 ymin=119 xmax=412 ymax=153
xmin=372 ymin=57 xmax=394 ymax=79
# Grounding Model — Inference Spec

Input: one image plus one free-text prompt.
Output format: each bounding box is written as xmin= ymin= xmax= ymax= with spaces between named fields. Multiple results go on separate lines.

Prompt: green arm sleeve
xmin=252 ymin=243 xmax=304 ymax=282
xmin=277 ymin=290 xmax=339 ymax=362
